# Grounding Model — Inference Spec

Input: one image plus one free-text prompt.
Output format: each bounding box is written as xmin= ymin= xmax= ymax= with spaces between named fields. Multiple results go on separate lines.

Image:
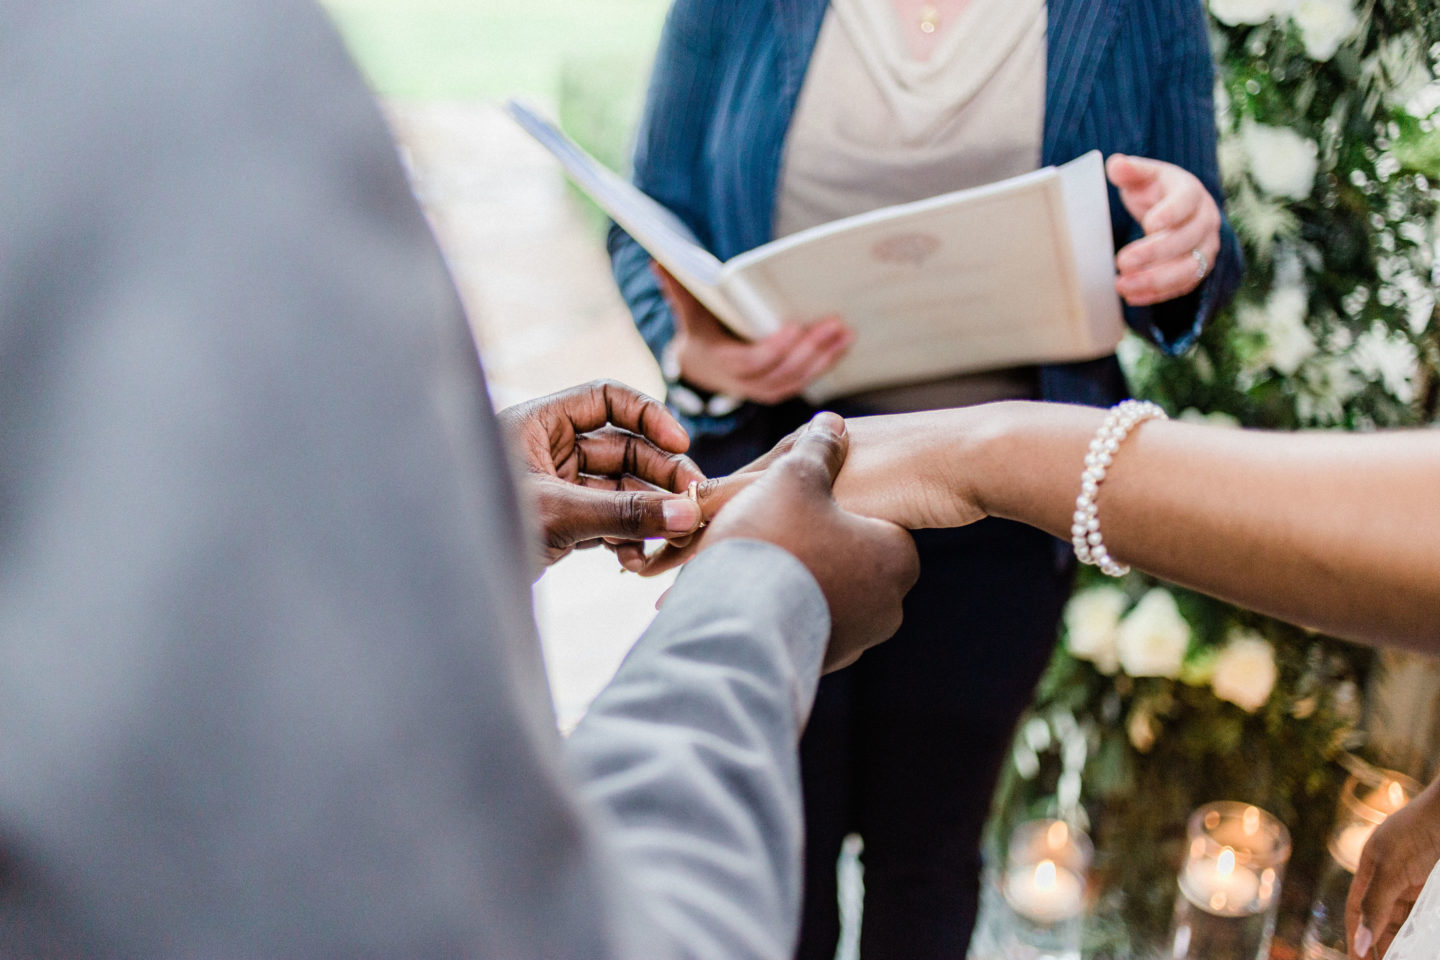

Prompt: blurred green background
xmin=320 ymin=0 xmax=668 ymax=217
xmin=319 ymin=0 xmax=667 ymax=100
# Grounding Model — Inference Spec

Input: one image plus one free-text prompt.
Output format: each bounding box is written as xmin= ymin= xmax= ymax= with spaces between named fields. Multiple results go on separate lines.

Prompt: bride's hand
xmin=634 ymin=410 xmax=992 ymax=575
xmin=1347 ymin=775 xmax=1440 ymax=959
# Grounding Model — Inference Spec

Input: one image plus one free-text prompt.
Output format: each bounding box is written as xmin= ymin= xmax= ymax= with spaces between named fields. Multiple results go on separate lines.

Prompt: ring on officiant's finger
xmin=1192 ymin=247 xmax=1209 ymax=280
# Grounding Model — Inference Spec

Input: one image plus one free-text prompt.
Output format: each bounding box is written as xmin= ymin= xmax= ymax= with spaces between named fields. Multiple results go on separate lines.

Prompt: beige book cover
xmin=507 ymin=100 xmax=1125 ymax=403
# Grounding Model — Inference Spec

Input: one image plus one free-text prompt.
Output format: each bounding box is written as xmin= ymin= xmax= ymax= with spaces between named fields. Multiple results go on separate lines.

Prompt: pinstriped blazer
xmin=609 ymin=0 xmax=1243 ymax=449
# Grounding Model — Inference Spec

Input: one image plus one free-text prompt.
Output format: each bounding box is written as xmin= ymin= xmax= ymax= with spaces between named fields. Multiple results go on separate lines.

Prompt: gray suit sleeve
xmin=568 ymin=541 xmax=829 ymax=960
xmin=0 ymin=2 xmax=828 ymax=959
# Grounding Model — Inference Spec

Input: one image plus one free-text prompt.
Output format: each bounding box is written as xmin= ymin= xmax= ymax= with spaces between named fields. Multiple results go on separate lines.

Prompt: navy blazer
xmin=610 ymin=0 xmax=1242 ymax=445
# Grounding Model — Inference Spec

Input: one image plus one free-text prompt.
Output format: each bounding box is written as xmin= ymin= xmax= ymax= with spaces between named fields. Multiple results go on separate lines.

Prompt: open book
xmin=507 ymin=99 xmax=1125 ymax=404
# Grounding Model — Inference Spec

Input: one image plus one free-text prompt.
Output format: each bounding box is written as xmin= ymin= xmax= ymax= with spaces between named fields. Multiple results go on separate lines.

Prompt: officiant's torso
xmin=631 ymin=0 xmax=1231 ymax=446
xmin=774 ymin=0 xmax=1048 ymax=413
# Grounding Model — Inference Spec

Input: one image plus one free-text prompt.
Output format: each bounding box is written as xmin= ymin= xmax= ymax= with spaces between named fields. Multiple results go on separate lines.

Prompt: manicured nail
xmin=662 ymin=498 xmax=701 ymax=533
xmin=809 ymin=410 xmax=846 ymax=436
xmin=1354 ymin=920 xmax=1373 ymax=958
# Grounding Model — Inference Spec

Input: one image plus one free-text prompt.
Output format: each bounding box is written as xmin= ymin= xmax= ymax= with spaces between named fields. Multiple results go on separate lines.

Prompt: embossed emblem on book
xmin=871 ymin=233 xmax=941 ymax=267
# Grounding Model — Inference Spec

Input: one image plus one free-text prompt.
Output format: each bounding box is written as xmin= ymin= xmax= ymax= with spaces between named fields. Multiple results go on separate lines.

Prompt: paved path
xmin=385 ymin=100 xmax=674 ymax=730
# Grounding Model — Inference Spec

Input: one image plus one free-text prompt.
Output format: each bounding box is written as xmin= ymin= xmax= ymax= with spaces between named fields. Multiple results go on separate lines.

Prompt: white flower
xmin=1267 ymin=313 xmax=1318 ymax=376
xmin=1208 ymin=0 xmax=1294 ymax=26
xmin=1394 ymin=273 xmax=1436 ymax=335
xmin=1292 ymin=0 xmax=1360 ymax=61
xmin=1374 ymin=38 xmax=1434 ymax=111
xmin=1297 ymin=354 xmax=1363 ymax=424
xmin=1241 ymin=121 xmax=1319 ymax=201
xmin=1257 ymin=284 xmax=1318 ymax=374
xmin=1405 ymin=81 xmax=1440 ymax=120
xmin=1352 ymin=322 xmax=1420 ymax=403
xmin=1210 ymin=629 xmax=1278 ymax=712
xmin=1218 ymin=135 xmax=1251 ymax=186
xmin=1116 ymin=589 xmax=1191 ymax=679
xmin=1063 ymin=586 xmax=1127 ymax=675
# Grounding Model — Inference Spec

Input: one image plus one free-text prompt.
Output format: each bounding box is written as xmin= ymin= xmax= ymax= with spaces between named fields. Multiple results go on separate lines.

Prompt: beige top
xmin=773 ymin=0 xmax=1048 ymax=410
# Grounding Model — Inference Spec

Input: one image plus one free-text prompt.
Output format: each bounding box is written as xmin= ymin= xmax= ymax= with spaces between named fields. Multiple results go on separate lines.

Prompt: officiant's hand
xmin=499 ymin=380 xmax=706 ymax=571
xmin=653 ymin=263 xmax=854 ymax=405
xmin=1347 ymin=774 xmax=1440 ymax=959
xmin=1107 ymin=154 xmax=1222 ymax=307
xmin=691 ymin=412 xmax=919 ymax=672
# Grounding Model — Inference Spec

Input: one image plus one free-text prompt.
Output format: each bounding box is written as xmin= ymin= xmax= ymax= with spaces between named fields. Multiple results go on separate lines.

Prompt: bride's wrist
xmin=968 ymin=402 xmax=1106 ymax=536
xmin=947 ymin=401 xmax=1033 ymax=519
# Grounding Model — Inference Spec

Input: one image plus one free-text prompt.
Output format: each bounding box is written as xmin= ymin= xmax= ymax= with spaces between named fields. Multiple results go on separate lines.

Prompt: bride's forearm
xmin=841 ymin=403 xmax=1440 ymax=652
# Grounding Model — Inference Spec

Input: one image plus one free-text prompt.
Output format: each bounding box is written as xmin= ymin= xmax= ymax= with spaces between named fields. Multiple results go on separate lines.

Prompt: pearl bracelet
xmin=1071 ymin=399 xmax=1168 ymax=578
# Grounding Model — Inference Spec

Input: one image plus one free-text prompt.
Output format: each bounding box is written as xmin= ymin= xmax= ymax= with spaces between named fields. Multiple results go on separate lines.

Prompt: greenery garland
xmin=992 ymin=1 xmax=1440 ymax=953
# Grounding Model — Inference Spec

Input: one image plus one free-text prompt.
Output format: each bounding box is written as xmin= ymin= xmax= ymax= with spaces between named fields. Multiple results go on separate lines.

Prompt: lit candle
xmin=1330 ymin=821 xmax=1374 ymax=874
xmin=1365 ymin=778 xmax=1409 ymax=817
xmin=1181 ymin=846 xmax=1266 ymax=917
xmin=1004 ymin=858 xmax=1085 ymax=924
xmin=1172 ymin=803 xmax=1289 ymax=960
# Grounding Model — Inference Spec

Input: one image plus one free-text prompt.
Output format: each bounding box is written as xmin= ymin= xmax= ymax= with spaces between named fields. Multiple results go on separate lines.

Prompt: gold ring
xmin=687 ymin=480 xmax=706 ymax=527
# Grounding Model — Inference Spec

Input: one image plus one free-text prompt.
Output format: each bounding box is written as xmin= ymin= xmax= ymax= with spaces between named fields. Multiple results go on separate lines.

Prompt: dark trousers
xmin=794 ymin=520 xmax=1069 ymax=960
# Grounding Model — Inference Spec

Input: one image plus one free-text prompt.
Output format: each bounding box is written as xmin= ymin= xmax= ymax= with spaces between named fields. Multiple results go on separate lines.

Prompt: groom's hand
xmin=499 ymin=380 xmax=706 ymax=570
xmin=697 ymin=412 xmax=919 ymax=672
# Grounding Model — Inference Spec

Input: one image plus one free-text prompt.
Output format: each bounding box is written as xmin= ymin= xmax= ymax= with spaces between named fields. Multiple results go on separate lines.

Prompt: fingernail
xmin=809 ymin=410 xmax=846 ymax=436
xmin=1354 ymin=920 xmax=1373 ymax=957
xmin=662 ymin=498 xmax=701 ymax=533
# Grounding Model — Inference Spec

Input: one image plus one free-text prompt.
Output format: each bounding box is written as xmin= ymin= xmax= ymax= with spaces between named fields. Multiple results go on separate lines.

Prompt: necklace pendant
xmin=919 ymin=3 xmax=940 ymax=34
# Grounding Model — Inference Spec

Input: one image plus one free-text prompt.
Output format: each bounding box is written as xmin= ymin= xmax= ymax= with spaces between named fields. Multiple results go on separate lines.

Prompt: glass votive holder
xmin=1301 ymin=767 xmax=1420 ymax=959
xmin=1169 ymin=801 xmax=1291 ymax=960
xmin=1001 ymin=819 xmax=1091 ymax=960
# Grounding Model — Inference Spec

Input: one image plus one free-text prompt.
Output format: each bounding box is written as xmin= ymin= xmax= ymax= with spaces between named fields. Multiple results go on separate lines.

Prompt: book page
xmin=721 ymin=153 xmax=1123 ymax=403
xmin=505 ymin=100 xmax=759 ymax=333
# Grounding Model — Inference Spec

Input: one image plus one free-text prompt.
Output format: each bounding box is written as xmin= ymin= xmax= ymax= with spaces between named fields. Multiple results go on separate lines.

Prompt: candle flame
xmin=1242 ymin=805 xmax=1260 ymax=836
xmin=1035 ymin=859 xmax=1057 ymax=891
xmin=1388 ymin=780 xmax=1405 ymax=809
xmin=1217 ymin=847 xmax=1236 ymax=877
xmin=1047 ymin=820 xmax=1068 ymax=849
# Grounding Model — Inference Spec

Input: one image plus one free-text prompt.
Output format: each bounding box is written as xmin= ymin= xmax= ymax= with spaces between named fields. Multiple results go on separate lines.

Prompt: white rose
xmin=1241 ymin=121 xmax=1319 ymax=201
xmin=1396 ymin=274 xmax=1436 ymax=335
xmin=1210 ymin=629 xmax=1278 ymax=712
xmin=1063 ymin=586 xmax=1127 ymax=675
xmin=1375 ymin=38 xmax=1433 ymax=110
xmin=1255 ymin=284 xmax=1318 ymax=374
xmin=1209 ymin=0 xmax=1294 ymax=26
xmin=1292 ymin=0 xmax=1359 ymax=61
xmin=1116 ymin=589 xmax=1191 ymax=679
xmin=1300 ymin=353 xmax=1364 ymax=406
xmin=1218 ymin=135 xmax=1251 ymax=186
xmin=1405 ymin=81 xmax=1440 ymax=121
xmin=1267 ymin=312 xmax=1318 ymax=376
xmin=1352 ymin=322 xmax=1420 ymax=403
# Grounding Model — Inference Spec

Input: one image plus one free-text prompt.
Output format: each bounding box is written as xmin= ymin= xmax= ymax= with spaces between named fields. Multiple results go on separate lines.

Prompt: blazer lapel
xmin=771 ymin=0 xmax=829 ymax=101
xmin=1044 ymin=0 xmax=1129 ymax=164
